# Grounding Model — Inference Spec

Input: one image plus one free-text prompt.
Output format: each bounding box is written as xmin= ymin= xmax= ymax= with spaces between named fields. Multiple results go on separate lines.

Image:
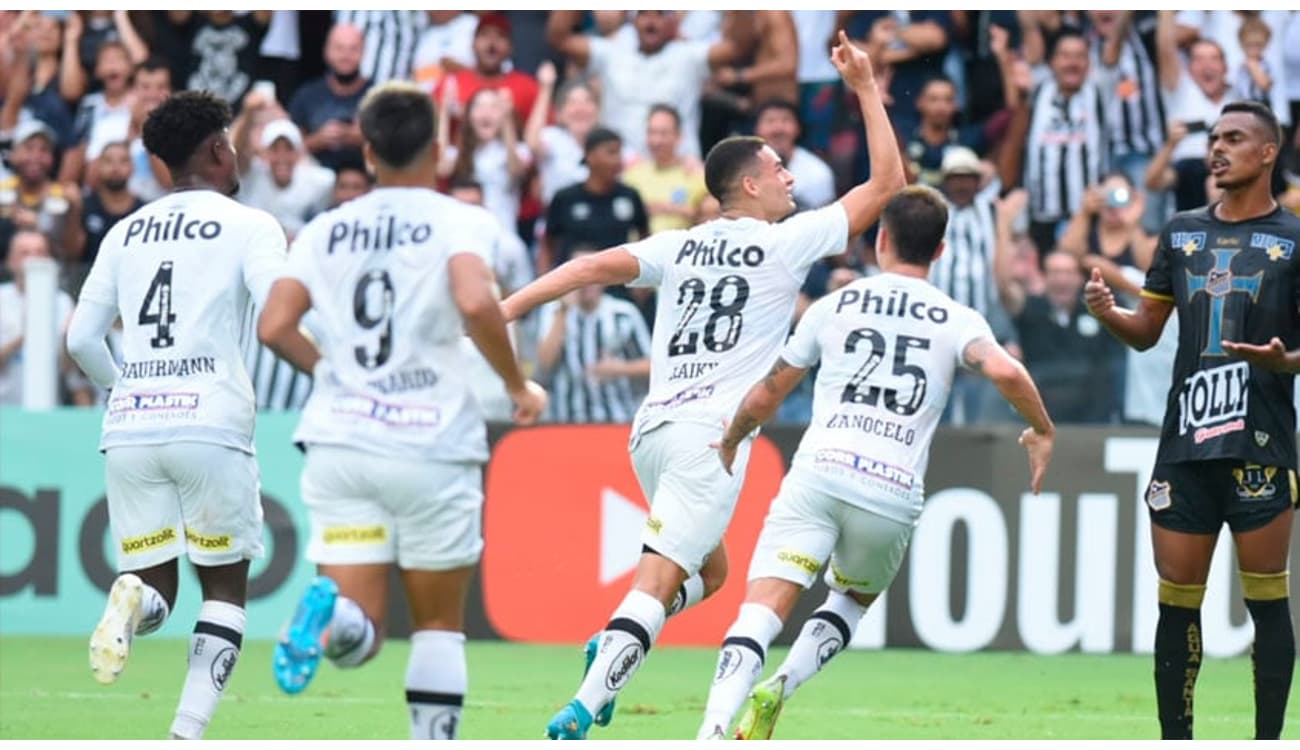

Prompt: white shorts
xmin=105 ymin=442 xmax=264 ymax=571
xmin=630 ymin=421 xmax=753 ymax=576
xmin=747 ymin=473 xmax=915 ymax=595
xmin=302 ymin=444 xmax=483 ymax=571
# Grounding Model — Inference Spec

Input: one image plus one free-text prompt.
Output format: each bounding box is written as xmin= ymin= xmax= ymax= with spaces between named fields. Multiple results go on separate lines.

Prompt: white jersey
xmin=286 ymin=186 xmax=498 ymax=463
xmin=782 ymin=273 xmax=993 ymax=522
xmin=627 ymin=203 xmax=849 ymax=436
xmin=78 ymin=190 xmax=287 ymax=452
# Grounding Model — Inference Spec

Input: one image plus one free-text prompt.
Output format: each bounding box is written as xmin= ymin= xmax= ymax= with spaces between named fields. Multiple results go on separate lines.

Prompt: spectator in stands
xmin=1058 ymin=172 xmax=1156 ymax=278
xmin=701 ymin=11 xmax=795 ymax=151
xmin=448 ymin=178 xmax=533 ymax=300
xmin=79 ymin=141 xmax=142 ymax=268
xmin=536 ymin=246 xmax=651 ymax=424
xmin=622 ymin=104 xmax=707 ymax=235
xmin=547 ymin=9 xmax=750 ymax=159
xmin=541 ymin=127 xmax=649 ymax=274
xmin=752 ymin=99 xmax=836 ymax=210
xmin=790 ymin=11 xmax=840 ymax=153
xmin=1154 ymin=11 xmax=1231 ymax=213
xmin=1175 ymin=11 xmax=1290 ymax=128
xmin=525 ymin=62 xmax=603 ymax=208
xmin=288 ymin=22 xmax=369 ymax=171
xmin=951 ymin=11 xmax=1021 ymax=126
xmin=233 ymin=99 xmax=334 ymax=241
xmin=156 ymin=11 xmax=270 ymax=109
xmin=60 ymin=40 xmax=135 ymax=184
xmin=411 ymin=10 xmax=477 ymax=94
xmin=333 ymin=10 xmax=425 ymax=84
xmin=329 ymin=161 xmax=372 ymax=208
xmin=435 ymin=13 xmax=540 ymax=132
xmin=125 ymin=57 xmax=172 ymax=201
xmin=0 ymin=121 xmax=82 ymax=267
xmin=437 ymin=86 xmax=530 ymax=233
xmin=1233 ymin=17 xmax=1275 ymax=105
xmin=845 ymin=11 xmax=953 ymax=135
xmin=903 ymin=76 xmax=989 ymax=187
xmin=255 ymin=11 xmax=303 ymax=106
xmin=0 ymin=229 xmax=82 ymax=405
xmin=62 ymin=11 xmax=148 ymax=102
xmin=0 ymin=12 xmax=77 ymax=153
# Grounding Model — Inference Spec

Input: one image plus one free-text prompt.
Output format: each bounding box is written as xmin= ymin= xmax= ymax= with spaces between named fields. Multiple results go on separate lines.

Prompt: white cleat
xmin=89 ymin=573 xmax=144 ymax=685
xmin=699 ymin=725 xmax=728 ymax=740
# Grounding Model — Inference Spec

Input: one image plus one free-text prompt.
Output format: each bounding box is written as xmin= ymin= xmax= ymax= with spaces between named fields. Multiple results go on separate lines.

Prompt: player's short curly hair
xmin=141 ymin=91 xmax=232 ymax=170
xmin=359 ymin=81 xmax=435 ymax=170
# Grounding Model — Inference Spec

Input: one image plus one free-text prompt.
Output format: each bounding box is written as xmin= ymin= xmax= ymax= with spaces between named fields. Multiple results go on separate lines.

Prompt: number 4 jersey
xmin=284 ymin=187 xmax=499 ymax=463
xmin=626 ymin=203 xmax=850 ymax=436
xmin=79 ymin=190 xmax=287 ymax=452
xmin=783 ymin=273 xmax=993 ymax=522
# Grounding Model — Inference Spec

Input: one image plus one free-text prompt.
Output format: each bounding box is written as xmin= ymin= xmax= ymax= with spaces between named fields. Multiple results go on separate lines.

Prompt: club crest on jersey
xmin=1233 ymin=464 xmax=1278 ymax=500
xmin=1146 ymin=480 xmax=1172 ymax=511
xmin=1255 ymin=431 xmax=1271 ymax=447
xmin=1249 ymin=232 xmax=1294 ymax=262
xmin=1172 ymin=231 xmax=1206 ymax=257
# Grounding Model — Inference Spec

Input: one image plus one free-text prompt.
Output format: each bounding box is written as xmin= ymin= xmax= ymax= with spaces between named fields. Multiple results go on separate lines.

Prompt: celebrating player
xmin=66 ymin=91 xmax=288 ymax=739
xmin=1085 ymin=100 xmax=1298 ymax=740
xmin=256 ymin=81 xmax=546 ymax=739
xmin=697 ymin=185 xmax=1055 ymax=739
xmin=500 ymin=31 xmax=905 ymax=740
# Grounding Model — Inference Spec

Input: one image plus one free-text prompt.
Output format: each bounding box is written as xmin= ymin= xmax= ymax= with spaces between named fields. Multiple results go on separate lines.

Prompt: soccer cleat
xmin=545 ymin=700 xmax=593 ymax=740
xmin=582 ymin=633 xmax=616 ymax=726
xmin=273 ymin=575 xmax=339 ymax=695
xmin=89 ymin=573 xmax=145 ymax=684
xmin=734 ymin=674 xmax=787 ymax=740
xmin=700 ymin=724 xmax=728 ymax=740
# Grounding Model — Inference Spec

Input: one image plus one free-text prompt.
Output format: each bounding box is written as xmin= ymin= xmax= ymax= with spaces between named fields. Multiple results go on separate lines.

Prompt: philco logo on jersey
xmin=108 ymin=392 xmax=200 ymax=414
xmin=1172 ymin=231 xmax=1205 ymax=257
xmin=1178 ymin=361 xmax=1248 ymax=442
xmin=123 ymin=211 xmax=221 ymax=246
xmin=835 ymin=287 xmax=950 ymax=324
xmin=1233 ymin=464 xmax=1278 ymax=500
xmin=674 ymin=238 xmax=764 ymax=267
xmin=328 ymin=214 xmax=432 ymax=254
xmin=1250 ymin=232 xmax=1295 ymax=262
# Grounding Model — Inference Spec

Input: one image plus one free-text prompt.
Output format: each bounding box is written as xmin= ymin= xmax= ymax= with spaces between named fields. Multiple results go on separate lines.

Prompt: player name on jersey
xmin=119 ymin=356 xmax=217 ymax=380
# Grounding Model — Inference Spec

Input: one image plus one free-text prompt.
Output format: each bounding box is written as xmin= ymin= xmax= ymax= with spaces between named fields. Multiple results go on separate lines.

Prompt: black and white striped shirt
xmin=930 ymin=196 xmax=998 ymax=317
xmin=543 ymin=296 xmax=651 ymax=424
xmin=1092 ymin=13 xmax=1165 ymax=158
xmin=333 ymin=11 xmax=426 ymax=84
xmin=1025 ymin=78 xmax=1108 ymax=223
xmin=240 ymin=305 xmax=312 ymax=412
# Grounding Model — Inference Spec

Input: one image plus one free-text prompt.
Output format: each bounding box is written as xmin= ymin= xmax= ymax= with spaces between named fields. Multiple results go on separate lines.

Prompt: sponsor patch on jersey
xmin=813 ymin=447 xmax=916 ymax=489
xmin=331 ymin=395 xmax=441 ymax=428
xmin=1172 ymin=231 xmax=1206 ymax=256
xmin=777 ymin=549 xmax=821 ymax=574
xmin=1178 ymin=361 xmax=1248 ymax=439
xmin=1233 ymin=464 xmax=1278 ymax=500
xmin=1145 ymin=480 xmax=1172 ymax=511
xmin=108 ymin=392 xmax=200 ymax=414
xmin=185 ymin=529 xmax=232 ymax=551
xmin=322 ymin=524 xmax=388 ymax=545
xmin=120 ymin=526 xmax=178 ymax=555
xmin=1251 ymin=232 xmax=1295 ymax=262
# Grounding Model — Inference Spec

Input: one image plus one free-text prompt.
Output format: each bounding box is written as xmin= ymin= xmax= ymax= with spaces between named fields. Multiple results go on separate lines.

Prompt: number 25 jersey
xmin=626 ymin=204 xmax=850 ymax=435
xmin=79 ymin=190 xmax=287 ymax=453
xmin=285 ymin=187 xmax=499 ymax=463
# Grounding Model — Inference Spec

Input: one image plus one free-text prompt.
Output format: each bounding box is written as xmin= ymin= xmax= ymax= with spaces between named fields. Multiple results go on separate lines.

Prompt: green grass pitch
xmin=0 ymin=636 xmax=1285 ymax=739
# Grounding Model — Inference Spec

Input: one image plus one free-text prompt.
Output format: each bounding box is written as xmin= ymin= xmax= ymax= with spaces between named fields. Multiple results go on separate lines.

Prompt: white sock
xmin=668 ymin=574 xmax=706 ymax=617
xmin=169 ymin=600 xmax=245 ymax=740
xmin=406 ymin=630 xmax=467 ymax=740
xmin=698 ymin=603 xmax=784 ymax=738
xmin=135 ymin=583 xmax=171 ymax=636
xmin=574 ymin=589 xmax=666 ymax=718
xmin=774 ymin=591 xmax=866 ymax=699
xmin=325 ymin=596 xmax=375 ymax=668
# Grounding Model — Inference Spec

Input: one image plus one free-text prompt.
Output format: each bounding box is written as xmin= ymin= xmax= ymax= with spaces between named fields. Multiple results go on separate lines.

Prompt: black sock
xmin=1154 ymin=602 xmax=1202 ymax=740
xmin=1245 ymin=597 xmax=1295 ymax=740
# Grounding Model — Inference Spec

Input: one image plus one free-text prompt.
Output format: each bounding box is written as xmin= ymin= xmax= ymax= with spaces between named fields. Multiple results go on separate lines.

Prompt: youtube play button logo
xmin=482 ymin=424 xmax=785 ymax=645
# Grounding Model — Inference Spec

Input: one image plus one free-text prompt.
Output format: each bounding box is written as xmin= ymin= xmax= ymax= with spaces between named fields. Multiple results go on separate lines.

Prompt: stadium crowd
xmin=3 ymin=9 xmax=1299 ymax=426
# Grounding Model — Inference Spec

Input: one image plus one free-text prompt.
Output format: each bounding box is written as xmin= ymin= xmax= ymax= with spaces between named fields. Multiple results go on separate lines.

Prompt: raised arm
xmin=831 ymin=30 xmax=907 ymax=239
xmin=722 ymin=11 xmax=794 ymax=85
xmin=546 ymin=10 xmax=592 ymax=69
xmin=716 ymin=357 xmax=808 ymax=474
xmin=113 ymin=10 xmax=149 ymax=64
xmin=1101 ymin=11 xmax=1133 ymax=69
xmin=992 ymin=189 xmax=1028 ymax=317
xmin=962 ymin=337 xmax=1054 ymax=493
xmin=882 ymin=17 xmax=948 ymax=66
xmin=501 ymin=247 xmax=641 ymax=322
xmin=1155 ymin=10 xmax=1181 ymax=93
xmin=1144 ymin=120 xmax=1186 ymax=192
xmin=524 ymin=60 xmax=556 ymax=159
xmin=1084 ymin=268 xmax=1174 ymax=351
xmin=59 ymin=12 xmax=88 ymax=102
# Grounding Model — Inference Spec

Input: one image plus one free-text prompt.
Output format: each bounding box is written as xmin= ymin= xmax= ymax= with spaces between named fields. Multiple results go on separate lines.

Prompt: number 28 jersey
xmin=285 ymin=187 xmax=498 ymax=463
xmin=626 ymin=204 xmax=850 ymax=435
xmin=78 ymin=190 xmax=287 ymax=452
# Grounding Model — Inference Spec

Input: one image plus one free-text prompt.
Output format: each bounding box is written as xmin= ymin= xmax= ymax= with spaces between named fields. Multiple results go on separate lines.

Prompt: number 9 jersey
xmin=79 ymin=191 xmax=287 ymax=453
xmin=625 ymin=204 xmax=851 ymax=437
xmin=284 ymin=187 xmax=499 ymax=463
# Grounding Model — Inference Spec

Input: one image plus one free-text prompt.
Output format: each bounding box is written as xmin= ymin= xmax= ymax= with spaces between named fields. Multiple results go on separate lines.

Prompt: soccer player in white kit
xmin=256 ymin=82 xmax=546 ymax=739
xmin=500 ymin=33 xmax=906 ymax=740
xmin=698 ymin=185 xmax=1057 ymax=740
xmin=65 ymin=91 xmax=288 ymax=739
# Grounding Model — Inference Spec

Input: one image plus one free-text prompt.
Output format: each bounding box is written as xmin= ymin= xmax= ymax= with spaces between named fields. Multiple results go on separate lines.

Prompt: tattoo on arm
xmin=761 ymin=358 xmax=794 ymax=393
xmin=962 ymin=338 xmax=997 ymax=374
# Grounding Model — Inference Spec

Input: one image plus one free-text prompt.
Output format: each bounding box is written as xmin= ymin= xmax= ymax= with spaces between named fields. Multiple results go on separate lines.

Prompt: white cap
xmin=259 ymin=119 xmax=303 ymax=150
xmin=940 ymin=146 xmax=981 ymax=178
xmin=13 ymin=119 xmax=56 ymax=146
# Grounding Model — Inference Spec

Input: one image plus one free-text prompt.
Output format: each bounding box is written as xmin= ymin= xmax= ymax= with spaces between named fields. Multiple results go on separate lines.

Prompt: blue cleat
xmin=273 ymin=576 xmax=339 ymax=695
xmin=546 ymin=699 xmax=593 ymax=740
xmin=583 ymin=634 xmax=616 ymax=727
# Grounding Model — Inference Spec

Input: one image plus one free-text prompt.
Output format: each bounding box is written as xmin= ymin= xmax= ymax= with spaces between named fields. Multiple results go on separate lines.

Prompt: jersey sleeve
xmin=241 ymin=211 xmax=289 ymax=306
xmin=1142 ymin=229 xmax=1175 ymax=302
xmin=781 ymin=297 xmax=831 ymax=368
xmin=449 ymin=207 xmax=497 ymax=264
xmin=954 ymin=308 xmax=998 ymax=372
xmin=626 ymin=230 xmax=685 ymax=288
xmin=774 ymin=203 xmax=850 ymax=280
